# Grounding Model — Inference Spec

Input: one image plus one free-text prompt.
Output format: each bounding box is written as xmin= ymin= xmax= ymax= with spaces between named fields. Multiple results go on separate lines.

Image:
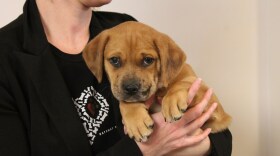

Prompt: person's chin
xmin=94 ymin=0 xmax=112 ymax=7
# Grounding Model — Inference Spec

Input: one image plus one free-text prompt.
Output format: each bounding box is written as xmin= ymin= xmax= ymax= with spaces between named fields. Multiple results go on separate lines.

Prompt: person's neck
xmin=36 ymin=0 xmax=92 ymax=54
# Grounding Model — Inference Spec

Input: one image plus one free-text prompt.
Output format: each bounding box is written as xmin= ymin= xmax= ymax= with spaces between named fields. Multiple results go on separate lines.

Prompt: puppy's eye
xmin=109 ymin=57 xmax=121 ymax=67
xmin=142 ymin=57 xmax=155 ymax=67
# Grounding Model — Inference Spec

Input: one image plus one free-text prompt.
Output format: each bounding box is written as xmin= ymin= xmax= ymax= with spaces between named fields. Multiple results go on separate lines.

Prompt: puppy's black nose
xmin=123 ymin=84 xmax=139 ymax=95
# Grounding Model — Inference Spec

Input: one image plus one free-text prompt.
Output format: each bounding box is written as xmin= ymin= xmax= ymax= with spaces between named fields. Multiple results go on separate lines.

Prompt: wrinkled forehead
xmin=110 ymin=21 xmax=156 ymax=35
xmin=105 ymin=24 xmax=157 ymax=51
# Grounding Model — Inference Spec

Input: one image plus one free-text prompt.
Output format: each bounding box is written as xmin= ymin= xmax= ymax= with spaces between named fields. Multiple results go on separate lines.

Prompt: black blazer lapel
xmin=15 ymin=47 xmax=92 ymax=156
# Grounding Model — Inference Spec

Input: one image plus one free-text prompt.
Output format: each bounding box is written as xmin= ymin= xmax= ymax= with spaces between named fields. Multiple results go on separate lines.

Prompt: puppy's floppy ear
xmin=82 ymin=31 xmax=110 ymax=83
xmin=154 ymin=33 xmax=187 ymax=88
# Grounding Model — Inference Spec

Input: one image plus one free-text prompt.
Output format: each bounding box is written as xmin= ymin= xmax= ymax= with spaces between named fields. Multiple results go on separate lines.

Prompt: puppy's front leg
xmin=119 ymin=102 xmax=154 ymax=142
xmin=161 ymin=81 xmax=191 ymax=122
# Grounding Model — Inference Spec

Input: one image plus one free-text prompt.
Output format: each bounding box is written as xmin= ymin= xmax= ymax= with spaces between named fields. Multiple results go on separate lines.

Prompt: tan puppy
xmin=83 ymin=21 xmax=231 ymax=142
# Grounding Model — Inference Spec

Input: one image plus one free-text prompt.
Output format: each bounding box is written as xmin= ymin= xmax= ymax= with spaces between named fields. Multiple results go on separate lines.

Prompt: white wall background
xmin=1 ymin=0 xmax=279 ymax=156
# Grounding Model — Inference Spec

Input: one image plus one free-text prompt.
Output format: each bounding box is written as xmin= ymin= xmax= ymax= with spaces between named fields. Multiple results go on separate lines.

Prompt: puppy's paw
xmin=162 ymin=89 xmax=188 ymax=122
xmin=120 ymin=104 xmax=154 ymax=142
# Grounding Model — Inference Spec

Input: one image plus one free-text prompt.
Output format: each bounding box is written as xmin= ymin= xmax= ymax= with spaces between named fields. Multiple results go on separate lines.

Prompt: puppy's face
xmin=83 ymin=21 xmax=186 ymax=102
xmin=104 ymin=31 xmax=159 ymax=102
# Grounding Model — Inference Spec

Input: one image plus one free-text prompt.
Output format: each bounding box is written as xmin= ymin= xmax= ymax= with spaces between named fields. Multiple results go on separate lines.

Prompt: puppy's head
xmin=83 ymin=21 xmax=186 ymax=102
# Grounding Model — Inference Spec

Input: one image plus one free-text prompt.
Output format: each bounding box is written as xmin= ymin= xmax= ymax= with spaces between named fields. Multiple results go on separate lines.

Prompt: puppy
xmin=82 ymin=21 xmax=231 ymax=142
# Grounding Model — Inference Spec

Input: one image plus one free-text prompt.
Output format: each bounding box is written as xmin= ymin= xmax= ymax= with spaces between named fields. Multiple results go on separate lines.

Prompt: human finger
xmin=176 ymin=88 xmax=213 ymax=127
xmin=181 ymin=128 xmax=211 ymax=147
xmin=187 ymin=78 xmax=202 ymax=104
xmin=184 ymin=102 xmax=217 ymax=134
xmin=171 ymin=102 xmax=217 ymax=138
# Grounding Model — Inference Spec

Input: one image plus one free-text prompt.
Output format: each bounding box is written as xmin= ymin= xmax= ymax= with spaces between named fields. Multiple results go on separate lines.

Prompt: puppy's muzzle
xmin=123 ymin=83 xmax=140 ymax=95
xmin=122 ymin=79 xmax=141 ymax=96
xmin=120 ymin=78 xmax=151 ymax=102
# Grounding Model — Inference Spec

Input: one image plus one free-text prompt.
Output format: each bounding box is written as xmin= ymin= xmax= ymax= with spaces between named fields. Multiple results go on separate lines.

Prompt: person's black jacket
xmin=0 ymin=0 xmax=232 ymax=155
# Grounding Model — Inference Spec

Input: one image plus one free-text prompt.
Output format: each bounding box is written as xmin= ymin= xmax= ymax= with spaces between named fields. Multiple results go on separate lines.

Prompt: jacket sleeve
xmin=0 ymin=65 xmax=30 ymax=156
xmin=209 ymin=129 xmax=232 ymax=156
xmin=97 ymin=136 xmax=142 ymax=156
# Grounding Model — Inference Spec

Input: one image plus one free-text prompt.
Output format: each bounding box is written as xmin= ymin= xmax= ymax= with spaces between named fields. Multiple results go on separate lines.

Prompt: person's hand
xmin=137 ymin=78 xmax=217 ymax=156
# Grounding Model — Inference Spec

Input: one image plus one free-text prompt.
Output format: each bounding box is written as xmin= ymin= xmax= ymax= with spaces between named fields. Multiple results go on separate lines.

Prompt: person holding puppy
xmin=0 ymin=0 xmax=232 ymax=155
